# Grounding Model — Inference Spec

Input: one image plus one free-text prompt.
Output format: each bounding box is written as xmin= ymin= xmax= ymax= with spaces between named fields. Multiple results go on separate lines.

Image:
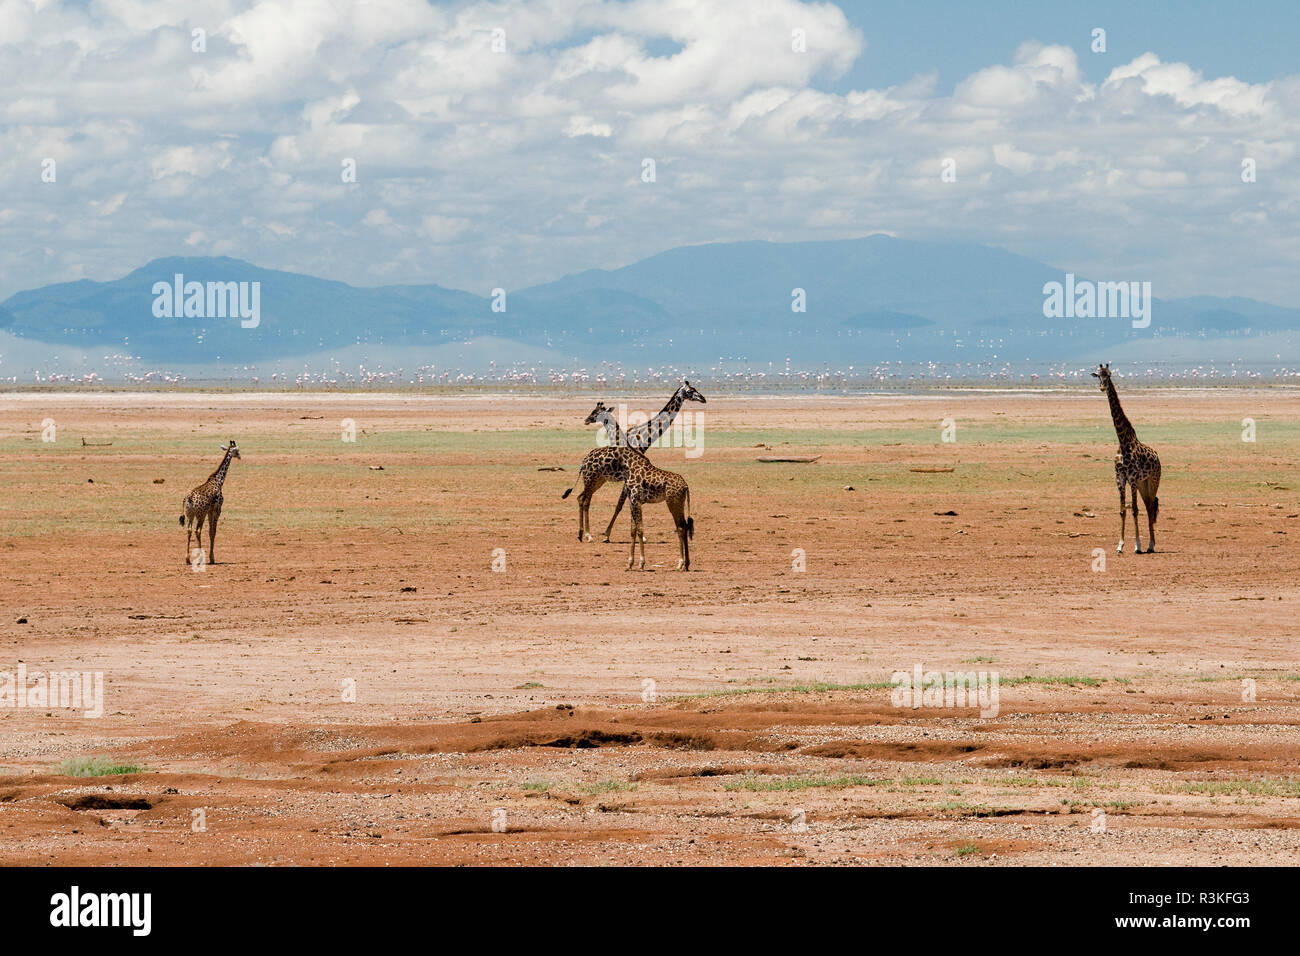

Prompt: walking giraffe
xmin=179 ymin=440 xmax=240 ymax=565
xmin=586 ymin=381 xmax=705 ymax=541
xmin=562 ymin=410 xmax=694 ymax=569
xmin=1093 ymin=364 xmax=1160 ymax=553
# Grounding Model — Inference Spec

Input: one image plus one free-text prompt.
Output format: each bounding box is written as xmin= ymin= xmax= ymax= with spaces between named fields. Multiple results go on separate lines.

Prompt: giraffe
xmin=1093 ymin=364 xmax=1160 ymax=554
xmin=562 ymin=403 xmax=636 ymax=543
xmin=179 ymin=440 xmax=240 ymax=565
xmin=561 ymin=445 xmax=694 ymax=570
xmin=586 ymin=381 xmax=706 ymax=542
xmin=621 ymin=455 xmax=694 ymax=572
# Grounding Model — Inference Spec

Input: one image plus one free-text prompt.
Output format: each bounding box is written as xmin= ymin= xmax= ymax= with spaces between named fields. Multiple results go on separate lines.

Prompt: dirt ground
xmin=1 ymin=388 xmax=1297 ymax=866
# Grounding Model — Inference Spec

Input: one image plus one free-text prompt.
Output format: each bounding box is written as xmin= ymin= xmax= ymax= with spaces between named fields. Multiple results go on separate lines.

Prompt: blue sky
xmin=1 ymin=0 xmax=1297 ymax=305
xmin=830 ymin=0 xmax=1298 ymax=92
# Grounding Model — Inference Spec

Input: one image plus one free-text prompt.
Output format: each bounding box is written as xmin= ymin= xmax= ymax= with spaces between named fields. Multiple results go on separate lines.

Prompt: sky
xmin=1 ymin=0 xmax=1297 ymax=303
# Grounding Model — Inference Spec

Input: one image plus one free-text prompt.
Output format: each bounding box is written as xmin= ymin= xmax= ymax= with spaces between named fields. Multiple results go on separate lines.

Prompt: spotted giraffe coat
xmin=1094 ymin=364 xmax=1160 ymax=553
xmin=562 ymin=445 xmax=694 ymax=570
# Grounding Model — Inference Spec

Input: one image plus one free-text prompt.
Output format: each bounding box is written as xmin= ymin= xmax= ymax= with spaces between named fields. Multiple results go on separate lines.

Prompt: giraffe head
xmin=1091 ymin=363 xmax=1112 ymax=391
xmin=223 ymin=440 xmax=241 ymax=459
xmin=676 ymin=380 xmax=707 ymax=404
xmin=584 ymin=401 xmax=613 ymax=426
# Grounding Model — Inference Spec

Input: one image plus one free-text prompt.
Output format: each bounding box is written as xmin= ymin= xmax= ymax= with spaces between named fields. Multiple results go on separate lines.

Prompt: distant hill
xmin=4 ymin=239 xmax=1298 ymax=376
xmin=2 ymin=257 xmax=489 ymax=364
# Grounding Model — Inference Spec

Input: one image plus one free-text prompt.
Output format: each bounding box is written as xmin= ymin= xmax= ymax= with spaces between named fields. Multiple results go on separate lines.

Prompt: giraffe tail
xmin=179 ymin=514 xmax=186 ymax=526
xmin=562 ymin=488 xmax=573 ymax=499
xmin=1151 ymin=497 xmax=1158 ymax=522
xmin=685 ymin=488 xmax=694 ymax=539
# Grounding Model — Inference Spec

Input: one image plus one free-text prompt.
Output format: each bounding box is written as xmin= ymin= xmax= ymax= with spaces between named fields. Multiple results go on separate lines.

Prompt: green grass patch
xmin=724 ymin=774 xmax=888 ymax=792
xmin=671 ymin=680 xmax=893 ymax=700
xmin=1159 ymin=779 xmax=1300 ymax=798
xmin=1000 ymin=675 xmax=1104 ymax=688
xmin=578 ymin=779 xmax=637 ymax=796
xmin=998 ymin=774 xmax=1067 ymax=788
xmin=55 ymin=757 xmax=145 ymax=777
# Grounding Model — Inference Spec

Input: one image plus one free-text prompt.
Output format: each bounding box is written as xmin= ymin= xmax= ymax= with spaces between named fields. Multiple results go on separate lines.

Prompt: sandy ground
xmin=0 ymin=388 xmax=1297 ymax=866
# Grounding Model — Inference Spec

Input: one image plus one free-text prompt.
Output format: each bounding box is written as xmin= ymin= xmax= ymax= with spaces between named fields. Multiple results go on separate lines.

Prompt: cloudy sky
xmin=2 ymin=0 xmax=1298 ymax=303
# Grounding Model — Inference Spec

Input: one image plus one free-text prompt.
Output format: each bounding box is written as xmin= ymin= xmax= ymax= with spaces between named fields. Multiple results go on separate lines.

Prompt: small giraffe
xmin=1093 ymin=364 xmax=1161 ymax=553
xmin=587 ymin=381 xmax=706 ymax=541
xmin=179 ymin=440 xmax=240 ymax=565
xmin=562 ymin=445 xmax=694 ymax=570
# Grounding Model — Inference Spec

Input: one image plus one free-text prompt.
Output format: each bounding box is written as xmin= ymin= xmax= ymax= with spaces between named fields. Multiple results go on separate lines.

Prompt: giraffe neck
xmin=207 ymin=450 xmax=234 ymax=488
xmin=634 ymin=391 xmax=686 ymax=450
xmin=1104 ymin=379 xmax=1137 ymax=448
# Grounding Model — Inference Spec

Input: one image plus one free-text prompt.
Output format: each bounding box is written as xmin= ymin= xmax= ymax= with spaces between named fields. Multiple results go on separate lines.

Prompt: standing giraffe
xmin=561 ymin=445 xmax=694 ymax=570
xmin=564 ymin=404 xmax=635 ymax=543
xmin=586 ymin=381 xmax=706 ymax=541
xmin=179 ymin=441 xmax=240 ymax=565
xmin=1092 ymin=364 xmax=1160 ymax=553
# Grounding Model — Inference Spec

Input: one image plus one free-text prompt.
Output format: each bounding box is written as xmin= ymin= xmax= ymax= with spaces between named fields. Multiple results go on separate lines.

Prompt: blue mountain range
xmin=3 ymin=237 xmax=1295 ymax=367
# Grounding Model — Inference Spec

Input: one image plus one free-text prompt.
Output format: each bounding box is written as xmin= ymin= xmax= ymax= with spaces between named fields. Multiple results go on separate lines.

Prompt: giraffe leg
xmin=628 ymin=499 xmax=644 ymax=570
xmin=669 ymin=495 xmax=689 ymax=570
xmin=192 ymin=516 xmax=205 ymax=566
xmin=578 ymin=475 xmax=604 ymax=543
xmin=184 ymin=517 xmax=193 ymax=565
xmin=208 ymin=511 xmax=219 ymax=565
xmin=1115 ymin=473 xmax=1126 ymax=554
xmin=1130 ymin=483 xmax=1142 ymax=554
xmin=1140 ymin=478 xmax=1157 ymax=553
xmin=603 ymin=486 xmax=628 ymax=543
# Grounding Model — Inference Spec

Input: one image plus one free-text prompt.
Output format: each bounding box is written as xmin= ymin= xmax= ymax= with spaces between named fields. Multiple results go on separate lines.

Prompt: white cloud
xmin=151 ymin=145 xmax=230 ymax=179
xmin=90 ymin=193 xmax=127 ymax=217
xmin=564 ymin=115 xmax=612 ymax=137
xmin=0 ymin=0 xmax=1296 ymax=303
xmin=1105 ymin=53 xmax=1269 ymax=114
xmin=420 ymin=215 xmax=470 ymax=242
